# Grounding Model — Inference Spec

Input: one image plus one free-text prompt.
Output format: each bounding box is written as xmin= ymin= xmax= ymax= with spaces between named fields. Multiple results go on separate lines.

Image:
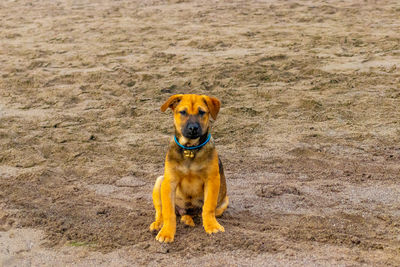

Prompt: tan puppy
xmin=149 ymin=94 xmax=229 ymax=243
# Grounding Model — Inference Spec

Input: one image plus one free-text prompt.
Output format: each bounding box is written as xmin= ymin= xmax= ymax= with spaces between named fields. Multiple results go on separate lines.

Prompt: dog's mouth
xmin=181 ymin=122 xmax=202 ymax=140
xmin=182 ymin=132 xmax=201 ymax=140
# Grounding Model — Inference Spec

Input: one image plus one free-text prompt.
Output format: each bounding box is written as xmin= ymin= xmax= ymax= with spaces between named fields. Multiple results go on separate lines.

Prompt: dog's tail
xmin=215 ymin=196 xmax=229 ymax=217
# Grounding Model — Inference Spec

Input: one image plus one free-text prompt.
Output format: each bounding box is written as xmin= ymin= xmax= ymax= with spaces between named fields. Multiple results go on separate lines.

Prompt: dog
xmin=149 ymin=94 xmax=229 ymax=243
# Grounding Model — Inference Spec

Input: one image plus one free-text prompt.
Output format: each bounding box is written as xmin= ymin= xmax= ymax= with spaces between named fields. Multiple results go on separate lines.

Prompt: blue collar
xmin=174 ymin=134 xmax=211 ymax=150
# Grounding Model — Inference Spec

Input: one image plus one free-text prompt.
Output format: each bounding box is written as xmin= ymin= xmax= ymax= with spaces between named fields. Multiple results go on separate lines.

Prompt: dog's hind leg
xmin=180 ymin=215 xmax=195 ymax=227
xmin=215 ymin=196 xmax=229 ymax=217
xmin=149 ymin=176 xmax=164 ymax=231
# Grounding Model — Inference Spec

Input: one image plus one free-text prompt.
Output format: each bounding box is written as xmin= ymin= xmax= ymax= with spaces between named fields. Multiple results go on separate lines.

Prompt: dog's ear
xmin=202 ymin=95 xmax=221 ymax=120
xmin=161 ymin=94 xmax=183 ymax=112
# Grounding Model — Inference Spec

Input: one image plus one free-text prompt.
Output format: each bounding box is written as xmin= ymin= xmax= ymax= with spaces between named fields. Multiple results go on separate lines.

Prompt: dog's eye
xmin=179 ymin=110 xmax=187 ymax=116
xmin=198 ymin=110 xmax=206 ymax=116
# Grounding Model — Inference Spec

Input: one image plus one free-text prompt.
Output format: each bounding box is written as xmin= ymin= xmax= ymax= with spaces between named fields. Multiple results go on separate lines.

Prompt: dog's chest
xmin=175 ymin=158 xmax=207 ymax=176
xmin=178 ymin=176 xmax=204 ymax=198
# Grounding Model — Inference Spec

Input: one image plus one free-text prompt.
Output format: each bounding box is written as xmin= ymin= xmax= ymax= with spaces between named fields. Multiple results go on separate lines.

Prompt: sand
xmin=0 ymin=0 xmax=399 ymax=265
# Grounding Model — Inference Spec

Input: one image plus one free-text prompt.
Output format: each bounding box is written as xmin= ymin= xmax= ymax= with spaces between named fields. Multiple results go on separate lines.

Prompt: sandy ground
xmin=0 ymin=0 xmax=400 ymax=265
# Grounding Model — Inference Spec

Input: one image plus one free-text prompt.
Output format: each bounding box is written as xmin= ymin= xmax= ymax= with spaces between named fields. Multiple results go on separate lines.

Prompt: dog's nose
xmin=187 ymin=123 xmax=199 ymax=135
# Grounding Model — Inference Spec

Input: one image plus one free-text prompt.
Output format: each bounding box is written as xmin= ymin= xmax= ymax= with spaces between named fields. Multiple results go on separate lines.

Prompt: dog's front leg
xmin=202 ymin=169 xmax=225 ymax=234
xmin=156 ymin=171 xmax=177 ymax=243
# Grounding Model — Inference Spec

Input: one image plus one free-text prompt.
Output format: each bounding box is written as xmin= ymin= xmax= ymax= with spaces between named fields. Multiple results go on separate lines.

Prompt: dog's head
xmin=161 ymin=94 xmax=220 ymax=141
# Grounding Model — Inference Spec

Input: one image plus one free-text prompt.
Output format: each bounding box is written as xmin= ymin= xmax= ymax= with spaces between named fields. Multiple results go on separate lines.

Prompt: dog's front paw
xmin=203 ymin=218 xmax=225 ymax=234
xmin=156 ymin=226 xmax=175 ymax=243
xmin=149 ymin=221 xmax=162 ymax=232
